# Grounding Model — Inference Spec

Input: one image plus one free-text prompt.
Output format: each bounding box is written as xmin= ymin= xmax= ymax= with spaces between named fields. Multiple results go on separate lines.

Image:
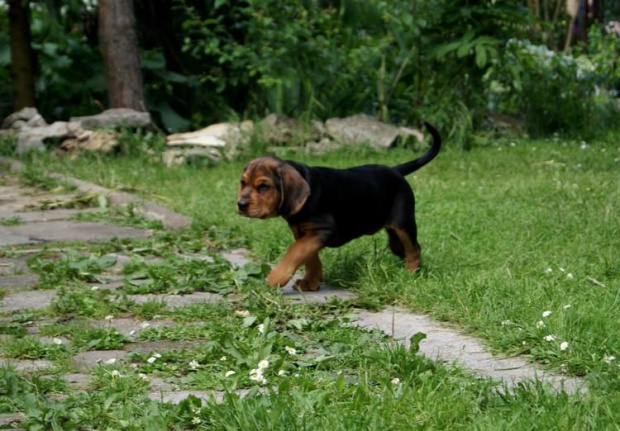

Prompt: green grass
xmin=1 ymin=134 xmax=619 ymax=428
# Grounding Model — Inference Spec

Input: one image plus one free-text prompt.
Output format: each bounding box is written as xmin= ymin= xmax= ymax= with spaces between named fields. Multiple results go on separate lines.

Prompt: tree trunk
xmin=98 ymin=0 xmax=146 ymax=111
xmin=8 ymin=0 xmax=36 ymax=111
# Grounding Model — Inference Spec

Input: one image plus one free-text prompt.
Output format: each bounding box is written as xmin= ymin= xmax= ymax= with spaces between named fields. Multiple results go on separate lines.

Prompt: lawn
xmin=2 ymin=132 xmax=620 ymax=429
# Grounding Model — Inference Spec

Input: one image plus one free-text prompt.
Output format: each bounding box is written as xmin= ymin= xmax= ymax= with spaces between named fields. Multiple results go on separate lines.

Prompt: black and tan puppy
xmin=236 ymin=122 xmax=442 ymax=292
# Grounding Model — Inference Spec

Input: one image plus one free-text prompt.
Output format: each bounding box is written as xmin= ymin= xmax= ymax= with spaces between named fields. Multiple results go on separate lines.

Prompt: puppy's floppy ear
xmin=278 ymin=163 xmax=310 ymax=217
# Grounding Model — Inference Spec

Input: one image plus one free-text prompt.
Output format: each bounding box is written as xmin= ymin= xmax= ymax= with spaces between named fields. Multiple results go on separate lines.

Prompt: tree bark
xmin=98 ymin=0 xmax=146 ymax=111
xmin=8 ymin=0 xmax=36 ymax=111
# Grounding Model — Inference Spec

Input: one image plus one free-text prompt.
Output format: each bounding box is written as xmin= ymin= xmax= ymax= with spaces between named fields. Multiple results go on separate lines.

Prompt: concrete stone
xmin=0 ymin=208 xmax=102 ymax=224
xmin=0 ymin=220 xmax=151 ymax=246
xmin=63 ymin=373 xmax=91 ymax=391
xmin=0 ymin=290 xmax=55 ymax=312
xmin=353 ymin=308 xmax=585 ymax=394
xmin=73 ymin=350 xmax=129 ymax=370
xmin=123 ymin=340 xmax=200 ymax=354
xmin=90 ymin=317 xmax=176 ymax=336
xmin=219 ymin=248 xmax=251 ymax=268
xmin=147 ymin=389 xmax=255 ymax=404
xmin=0 ymin=358 xmax=54 ymax=371
xmin=0 ymin=256 xmax=30 ymax=275
xmin=0 ymin=412 xmax=25 ymax=427
xmin=0 ymin=274 xmax=40 ymax=290
xmin=128 ymin=292 xmax=222 ymax=308
xmin=281 ymin=284 xmax=357 ymax=304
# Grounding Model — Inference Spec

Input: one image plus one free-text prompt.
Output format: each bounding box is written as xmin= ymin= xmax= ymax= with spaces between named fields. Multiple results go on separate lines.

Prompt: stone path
xmin=0 ymin=161 xmax=586 ymax=429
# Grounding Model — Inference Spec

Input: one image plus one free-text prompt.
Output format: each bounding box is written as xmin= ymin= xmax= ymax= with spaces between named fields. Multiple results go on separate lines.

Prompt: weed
xmin=0 ymin=216 xmax=23 ymax=226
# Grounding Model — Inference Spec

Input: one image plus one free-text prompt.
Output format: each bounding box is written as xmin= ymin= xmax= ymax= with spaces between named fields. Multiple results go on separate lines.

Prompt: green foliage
xmin=486 ymin=39 xmax=619 ymax=137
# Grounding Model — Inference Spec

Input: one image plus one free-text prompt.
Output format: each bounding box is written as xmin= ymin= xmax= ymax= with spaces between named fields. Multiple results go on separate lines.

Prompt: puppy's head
xmin=236 ymin=156 xmax=310 ymax=219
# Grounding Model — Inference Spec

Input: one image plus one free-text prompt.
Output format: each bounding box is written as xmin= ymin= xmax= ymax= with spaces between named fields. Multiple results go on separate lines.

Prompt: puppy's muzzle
xmin=237 ymin=199 xmax=249 ymax=214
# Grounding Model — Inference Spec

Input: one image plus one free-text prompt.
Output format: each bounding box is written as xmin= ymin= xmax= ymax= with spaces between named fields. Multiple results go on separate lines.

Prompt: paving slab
xmin=0 ymin=220 xmax=151 ymax=246
xmin=0 ymin=208 xmax=103 ymax=224
xmin=0 ymin=256 xmax=30 ymax=275
xmin=90 ymin=317 xmax=177 ymax=336
xmin=0 ymin=274 xmax=40 ymax=289
xmin=147 ymin=389 xmax=255 ymax=404
xmin=220 ymin=249 xmax=251 ymax=267
xmin=123 ymin=340 xmax=200 ymax=354
xmin=0 ymin=358 xmax=54 ymax=371
xmin=128 ymin=292 xmax=222 ymax=308
xmin=0 ymin=290 xmax=56 ymax=312
xmin=73 ymin=350 xmax=129 ymax=370
xmin=63 ymin=373 xmax=92 ymax=391
xmin=0 ymin=412 xmax=25 ymax=427
xmin=354 ymin=308 xmax=584 ymax=394
xmin=281 ymin=284 xmax=357 ymax=304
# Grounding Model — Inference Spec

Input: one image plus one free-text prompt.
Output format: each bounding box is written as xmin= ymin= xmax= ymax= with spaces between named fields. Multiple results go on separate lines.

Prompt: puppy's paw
xmin=266 ymin=267 xmax=292 ymax=288
xmin=294 ymin=278 xmax=321 ymax=292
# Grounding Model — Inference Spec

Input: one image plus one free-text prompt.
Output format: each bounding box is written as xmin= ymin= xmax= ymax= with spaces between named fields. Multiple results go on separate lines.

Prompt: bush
xmin=485 ymin=38 xmax=619 ymax=137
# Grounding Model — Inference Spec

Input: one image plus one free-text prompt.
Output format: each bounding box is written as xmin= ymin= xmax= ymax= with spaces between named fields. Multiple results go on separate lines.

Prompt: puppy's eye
xmin=240 ymin=180 xmax=246 ymax=187
xmin=257 ymin=184 xmax=270 ymax=192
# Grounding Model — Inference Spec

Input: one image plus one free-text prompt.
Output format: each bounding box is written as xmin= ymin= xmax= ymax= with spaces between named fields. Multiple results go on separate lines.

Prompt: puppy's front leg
xmin=267 ymin=234 xmax=324 ymax=288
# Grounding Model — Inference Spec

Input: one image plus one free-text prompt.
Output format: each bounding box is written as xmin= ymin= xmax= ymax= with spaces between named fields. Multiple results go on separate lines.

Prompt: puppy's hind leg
xmin=386 ymin=228 xmax=405 ymax=258
xmin=392 ymin=223 xmax=421 ymax=272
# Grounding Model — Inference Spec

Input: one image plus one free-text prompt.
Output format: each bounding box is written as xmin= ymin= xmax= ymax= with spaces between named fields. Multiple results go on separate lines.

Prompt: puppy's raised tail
xmin=394 ymin=122 xmax=442 ymax=176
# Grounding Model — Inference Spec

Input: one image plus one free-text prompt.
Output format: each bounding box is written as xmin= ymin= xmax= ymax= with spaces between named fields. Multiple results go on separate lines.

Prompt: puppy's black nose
xmin=237 ymin=200 xmax=249 ymax=212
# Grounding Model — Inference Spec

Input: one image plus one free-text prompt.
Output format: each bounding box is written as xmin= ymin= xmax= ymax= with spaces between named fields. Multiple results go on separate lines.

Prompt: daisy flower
xmin=285 ymin=346 xmax=297 ymax=356
xmin=542 ymin=311 xmax=552 ymax=318
xmin=391 ymin=377 xmax=401 ymax=385
xmin=560 ymin=341 xmax=569 ymax=351
xmin=225 ymin=370 xmax=236 ymax=377
xmin=258 ymin=359 xmax=269 ymax=370
xmin=189 ymin=360 xmax=200 ymax=370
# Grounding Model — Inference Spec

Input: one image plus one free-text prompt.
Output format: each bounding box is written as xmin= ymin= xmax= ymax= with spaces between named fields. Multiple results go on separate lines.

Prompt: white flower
xmin=105 ymin=315 xmax=114 ymax=321
xmin=567 ymin=273 xmax=574 ymax=280
xmin=147 ymin=356 xmax=157 ymax=364
xmin=256 ymin=375 xmax=267 ymax=385
xmin=544 ymin=335 xmax=556 ymax=342
xmin=110 ymin=370 xmax=121 ymax=378
xmin=138 ymin=373 xmax=149 ymax=381
xmin=154 ymin=353 xmax=162 ymax=358
xmin=53 ymin=338 xmax=63 ymax=345
xmin=563 ymin=304 xmax=572 ymax=309
xmin=129 ymin=330 xmax=136 ymax=336
xmin=544 ymin=268 xmax=553 ymax=274
xmin=285 ymin=346 xmax=297 ymax=356
xmin=104 ymin=358 xmax=117 ymax=365
xmin=220 ymin=356 xmax=227 ymax=361
xmin=91 ymin=286 xmax=100 ymax=291
xmin=501 ymin=320 xmax=513 ymax=326
xmin=249 ymin=368 xmax=263 ymax=381
xmin=536 ymin=320 xmax=545 ymax=329
xmin=278 ymin=370 xmax=287 ymax=376
xmin=294 ymin=373 xmax=300 ymax=378
xmin=559 ymin=267 xmax=566 ymax=272
xmin=235 ymin=310 xmax=250 ymax=318
xmin=189 ymin=360 xmax=200 ymax=370
xmin=542 ymin=311 xmax=552 ymax=318
xmin=140 ymin=322 xmax=150 ymax=329
xmin=225 ymin=370 xmax=236 ymax=377
xmin=603 ymin=355 xmax=616 ymax=364
xmin=258 ymin=359 xmax=269 ymax=370
xmin=257 ymin=324 xmax=265 ymax=334
xmin=560 ymin=341 xmax=569 ymax=351
xmin=192 ymin=417 xmax=201 ymax=424
xmin=391 ymin=377 xmax=401 ymax=385
xmin=581 ymin=141 xmax=588 ymax=150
